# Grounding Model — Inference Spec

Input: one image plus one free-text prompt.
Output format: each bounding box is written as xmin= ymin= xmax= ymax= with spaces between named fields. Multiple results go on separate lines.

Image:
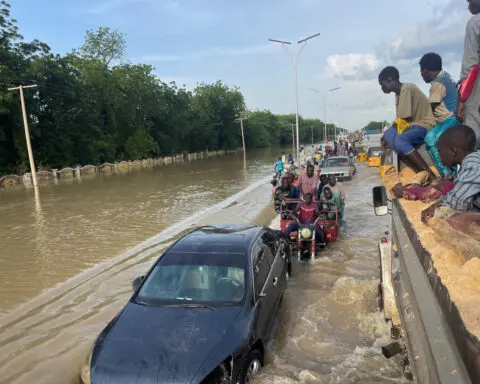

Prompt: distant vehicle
xmin=368 ymin=147 xmax=383 ymax=167
xmin=364 ymin=133 xmax=383 ymax=149
xmin=80 ymin=225 xmax=291 ymax=384
xmin=320 ymin=156 xmax=356 ymax=181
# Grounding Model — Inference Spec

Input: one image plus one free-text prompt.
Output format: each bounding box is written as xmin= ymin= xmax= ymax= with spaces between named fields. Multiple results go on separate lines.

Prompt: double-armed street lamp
xmin=269 ymin=33 xmax=320 ymax=161
xmin=307 ymin=87 xmax=341 ymax=142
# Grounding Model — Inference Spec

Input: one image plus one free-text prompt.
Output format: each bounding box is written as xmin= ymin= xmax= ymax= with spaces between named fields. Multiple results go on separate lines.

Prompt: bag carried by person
xmin=458 ymin=64 xmax=480 ymax=102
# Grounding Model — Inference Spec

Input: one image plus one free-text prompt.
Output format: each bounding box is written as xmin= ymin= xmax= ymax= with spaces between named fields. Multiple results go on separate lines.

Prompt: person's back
xmin=396 ymin=83 xmax=436 ymax=129
xmin=430 ymin=71 xmax=458 ymax=120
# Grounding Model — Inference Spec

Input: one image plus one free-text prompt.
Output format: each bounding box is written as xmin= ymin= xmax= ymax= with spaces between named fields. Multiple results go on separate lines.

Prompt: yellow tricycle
xmin=367 ymin=147 xmax=383 ymax=167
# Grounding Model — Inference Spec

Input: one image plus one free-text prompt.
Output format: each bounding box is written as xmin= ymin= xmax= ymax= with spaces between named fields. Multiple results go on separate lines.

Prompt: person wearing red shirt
xmin=283 ymin=193 xmax=324 ymax=242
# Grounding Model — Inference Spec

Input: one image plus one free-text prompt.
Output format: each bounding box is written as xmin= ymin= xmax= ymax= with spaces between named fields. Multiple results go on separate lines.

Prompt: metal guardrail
xmin=392 ymin=200 xmax=479 ymax=383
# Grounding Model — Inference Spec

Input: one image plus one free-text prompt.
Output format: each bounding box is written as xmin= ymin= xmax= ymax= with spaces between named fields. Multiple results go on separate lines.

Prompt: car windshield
xmin=136 ymin=250 xmax=246 ymax=306
xmin=368 ymin=148 xmax=382 ymax=157
xmin=324 ymin=158 xmax=349 ymax=167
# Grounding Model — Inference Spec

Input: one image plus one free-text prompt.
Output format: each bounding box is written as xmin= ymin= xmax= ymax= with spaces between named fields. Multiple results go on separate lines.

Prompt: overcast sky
xmin=11 ymin=0 xmax=471 ymax=131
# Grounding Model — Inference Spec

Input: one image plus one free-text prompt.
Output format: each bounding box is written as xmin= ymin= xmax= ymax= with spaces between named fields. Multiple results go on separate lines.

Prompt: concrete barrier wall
xmin=0 ymin=148 xmax=242 ymax=191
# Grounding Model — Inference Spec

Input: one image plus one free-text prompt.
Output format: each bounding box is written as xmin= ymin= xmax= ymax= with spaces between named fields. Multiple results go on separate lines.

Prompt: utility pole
xmin=269 ymin=33 xmax=320 ymax=162
xmin=8 ymin=84 xmax=38 ymax=187
xmin=237 ymin=117 xmax=247 ymax=152
xmin=291 ymin=124 xmax=295 ymax=158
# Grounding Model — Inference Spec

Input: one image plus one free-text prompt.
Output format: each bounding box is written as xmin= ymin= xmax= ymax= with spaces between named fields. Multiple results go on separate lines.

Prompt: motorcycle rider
xmin=282 ymin=192 xmax=325 ymax=243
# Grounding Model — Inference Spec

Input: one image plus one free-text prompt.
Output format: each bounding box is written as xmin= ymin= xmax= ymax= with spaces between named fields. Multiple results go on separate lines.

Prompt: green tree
xmin=125 ymin=126 xmax=158 ymax=159
xmin=80 ymin=27 xmax=126 ymax=66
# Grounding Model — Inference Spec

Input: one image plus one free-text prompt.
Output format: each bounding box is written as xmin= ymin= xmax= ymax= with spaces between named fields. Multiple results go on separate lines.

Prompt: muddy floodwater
xmin=0 ymin=151 xmax=406 ymax=384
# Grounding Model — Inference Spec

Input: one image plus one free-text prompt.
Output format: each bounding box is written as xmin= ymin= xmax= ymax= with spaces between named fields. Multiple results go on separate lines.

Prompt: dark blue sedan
xmin=81 ymin=225 xmax=292 ymax=384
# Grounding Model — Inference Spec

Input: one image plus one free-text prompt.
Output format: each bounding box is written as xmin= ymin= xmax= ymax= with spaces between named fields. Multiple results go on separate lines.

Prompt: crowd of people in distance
xmin=377 ymin=0 xmax=480 ymax=231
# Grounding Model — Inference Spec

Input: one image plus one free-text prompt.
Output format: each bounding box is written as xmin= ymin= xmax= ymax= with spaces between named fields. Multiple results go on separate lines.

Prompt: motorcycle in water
xmin=295 ymin=216 xmax=324 ymax=261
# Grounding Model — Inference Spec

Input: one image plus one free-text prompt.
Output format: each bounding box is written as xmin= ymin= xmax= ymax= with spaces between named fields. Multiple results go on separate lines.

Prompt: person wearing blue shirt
xmin=274 ymin=157 xmax=284 ymax=178
xmin=420 ymin=53 xmax=461 ymax=177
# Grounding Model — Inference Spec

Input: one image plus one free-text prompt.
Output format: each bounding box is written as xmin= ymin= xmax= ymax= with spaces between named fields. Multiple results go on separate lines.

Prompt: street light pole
xmin=308 ymin=86 xmax=340 ymax=143
xmin=269 ymin=33 xmax=320 ymax=162
xmin=291 ymin=124 xmax=295 ymax=157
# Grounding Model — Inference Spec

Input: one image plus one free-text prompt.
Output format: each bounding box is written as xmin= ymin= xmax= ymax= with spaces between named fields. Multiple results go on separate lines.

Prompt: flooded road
xmin=258 ymin=166 xmax=407 ymax=384
xmin=0 ymin=154 xmax=406 ymax=384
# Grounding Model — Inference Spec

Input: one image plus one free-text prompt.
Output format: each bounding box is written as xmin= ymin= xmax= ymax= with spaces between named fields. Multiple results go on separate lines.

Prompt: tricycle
xmin=280 ymin=202 xmax=327 ymax=261
xmin=317 ymin=201 xmax=339 ymax=243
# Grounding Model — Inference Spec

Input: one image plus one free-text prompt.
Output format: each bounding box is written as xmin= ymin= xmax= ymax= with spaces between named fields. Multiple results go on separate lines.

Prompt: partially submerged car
xmin=81 ymin=225 xmax=291 ymax=384
xmin=320 ymin=156 xmax=356 ymax=181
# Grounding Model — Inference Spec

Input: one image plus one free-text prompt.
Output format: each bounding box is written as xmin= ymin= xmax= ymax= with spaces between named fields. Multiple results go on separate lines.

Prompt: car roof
xmin=168 ymin=225 xmax=262 ymax=255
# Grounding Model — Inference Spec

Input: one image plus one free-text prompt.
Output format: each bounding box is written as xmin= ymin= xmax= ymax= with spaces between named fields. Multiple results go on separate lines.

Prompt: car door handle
xmin=272 ymin=277 xmax=278 ymax=287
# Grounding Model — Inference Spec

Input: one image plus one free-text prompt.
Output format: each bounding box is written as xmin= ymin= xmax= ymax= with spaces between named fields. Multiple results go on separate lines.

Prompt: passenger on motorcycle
xmin=316 ymin=174 xmax=329 ymax=202
xmin=282 ymin=192 xmax=325 ymax=243
xmin=319 ymin=186 xmax=343 ymax=222
xmin=296 ymin=164 xmax=319 ymax=197
xmin=327 ymin=175 xmax=346 ymax=226
xmin=274 ymin=176 xmax=297 ymax=214
xmin=286 ymin=172 xmax=301 ymax=198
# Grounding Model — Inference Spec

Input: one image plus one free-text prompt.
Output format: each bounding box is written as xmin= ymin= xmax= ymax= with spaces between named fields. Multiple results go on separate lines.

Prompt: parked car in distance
xmin=320 ymin=156 xmax=356 ymax=181
xmin=80 ymin=225 xmax=292 ymax=384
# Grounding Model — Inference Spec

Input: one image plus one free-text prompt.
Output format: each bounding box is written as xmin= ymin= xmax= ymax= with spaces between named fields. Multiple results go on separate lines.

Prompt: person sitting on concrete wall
xmin=419 ymin=52 xmax=461 ymax=177
xmin=378 ymin=66 xmax=437 ymax=179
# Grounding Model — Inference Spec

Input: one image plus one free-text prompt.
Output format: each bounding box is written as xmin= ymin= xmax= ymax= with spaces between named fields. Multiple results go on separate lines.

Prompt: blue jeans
xmin=284 ymin=222 xmax=324 ymax=243
xmin=424 ymin=116 xmax=459 ymax=177
xmin=383 ymin=124 xmax=428 ymax=155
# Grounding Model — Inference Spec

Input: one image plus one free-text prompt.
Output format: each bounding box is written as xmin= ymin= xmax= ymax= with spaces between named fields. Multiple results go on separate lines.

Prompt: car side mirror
xmin=372 ymin=186 xmax=389 ymax=216
xmin=132 ymin=276 xmax=144 ymax=292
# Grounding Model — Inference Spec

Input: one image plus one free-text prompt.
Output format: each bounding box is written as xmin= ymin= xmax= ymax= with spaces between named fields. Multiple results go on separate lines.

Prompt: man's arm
xmin=461 ymin=17 xmax=480 ymax=80
xmin=429 ymin=82 xmax=446 ymax=115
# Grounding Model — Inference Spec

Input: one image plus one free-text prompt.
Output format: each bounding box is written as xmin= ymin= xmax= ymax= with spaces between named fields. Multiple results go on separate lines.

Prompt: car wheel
xmin=240 ymin=350 xmax=263 ymax=384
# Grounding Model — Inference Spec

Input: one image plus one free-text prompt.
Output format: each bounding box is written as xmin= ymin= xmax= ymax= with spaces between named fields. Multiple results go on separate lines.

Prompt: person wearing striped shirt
xmin=437 ymin=125 xmax=480 ymax=212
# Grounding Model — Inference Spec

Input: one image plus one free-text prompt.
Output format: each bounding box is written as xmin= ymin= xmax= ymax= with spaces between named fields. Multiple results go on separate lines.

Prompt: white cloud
xmin=310 ymin=0 xmax=469 ymax=130
xmin=324 ymin=54 xmax=382 ymax=81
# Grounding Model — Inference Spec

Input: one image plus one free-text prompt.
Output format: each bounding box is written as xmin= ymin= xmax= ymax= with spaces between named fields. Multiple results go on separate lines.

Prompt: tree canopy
xmin=0 ymin=1 xmax=340 ymax=175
